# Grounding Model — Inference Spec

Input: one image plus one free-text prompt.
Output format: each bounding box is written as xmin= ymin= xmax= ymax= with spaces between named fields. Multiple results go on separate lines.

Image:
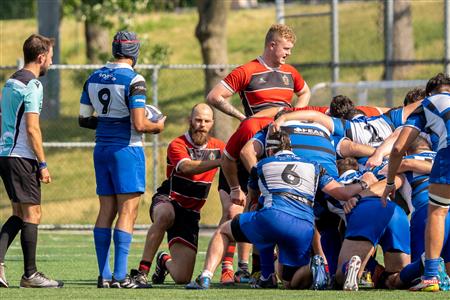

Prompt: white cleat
xmin=343 ymin=255 xmax=361 ymax=291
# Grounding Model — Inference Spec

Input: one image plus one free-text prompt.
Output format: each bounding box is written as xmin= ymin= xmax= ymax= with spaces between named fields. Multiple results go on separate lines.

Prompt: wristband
xmin=38 ymin=161 xmax=48 ymax=169
xmin=230 ymin=186 xmax=241 ymax=191
xmin=354 ymin=194 xmax=362 ymax=202
xmin=386 ymin=181 xmax=395 ymax=187
xmin=359 ymin=180 xmax=368 ymax=190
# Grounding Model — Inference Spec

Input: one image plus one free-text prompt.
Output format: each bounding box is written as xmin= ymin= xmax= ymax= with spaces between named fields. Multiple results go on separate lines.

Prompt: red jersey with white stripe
xmin=222 ymin=57 xmax=305 ymax=117
xmin=224 ymin=117 xmax=273 ymax=161
xmin=157 ymin=133 xmax=225 ymax=212
xmin=290 ymin=105 xmax=382 ymax=117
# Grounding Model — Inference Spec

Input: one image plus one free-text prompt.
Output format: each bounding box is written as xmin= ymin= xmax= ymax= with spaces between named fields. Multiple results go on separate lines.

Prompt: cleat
xmin=220 ymin=268 xmax=234 ymax=285
xmin=111 ymin=274 xmax=151 ymax=288
xmin=0 ymin=263 xmax=8 ymax=288
xmin=359 ymin=271 xmax=374 ymax=289
xmin=409 ymin=277 xmax=440 ymax=292
xmin=185 ymin=275 xmax=211 ymax=290
xmin=151 ymin=251 xmax=169 ymax=284
xmin=251 ymin=273 xmax=278 ymax=289
xmin=234 ymin=269 xmax=251 ymax=283
xmin=310 ymin=254 xmax=329 ymax=290
xmin=249 ymin=271 xmax=261 ymax=286
xmin=20 ymin=271 xmax=64 ymax=288
xmin=97 ymin=276 xmax=111 ymax=288
xmin=343 ymin=255 xmax=361 ymax=291
xmin=130 ymin=269 xmax=150 ymax=286
xmin=437 ymin=258 xmax=450 ymax=291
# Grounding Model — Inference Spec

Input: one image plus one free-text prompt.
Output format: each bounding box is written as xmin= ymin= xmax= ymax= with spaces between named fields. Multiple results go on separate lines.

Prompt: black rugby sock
xmin=0 ymin=215 xmax=23 ymax=263
xmin=21 ymin=222 xmax=38 ymax=277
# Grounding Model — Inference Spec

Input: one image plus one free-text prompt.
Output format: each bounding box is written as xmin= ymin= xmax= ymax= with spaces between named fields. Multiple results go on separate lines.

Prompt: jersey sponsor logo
xmin=292 ymin=126 xmax=327 ymax=138
xmin=282 ymin=74 xmax=290 ymax=86
xmin=258 ymin=77 xmax=267 ymax=84
xmin=34 ymin=81 xmax=40 ymax=88
xmin=98 ymin=73 xmax=117 ymax=81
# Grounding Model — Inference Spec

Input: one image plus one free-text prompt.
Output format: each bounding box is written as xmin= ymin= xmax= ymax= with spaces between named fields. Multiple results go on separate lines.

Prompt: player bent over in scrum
xmin=187 ymin=131 xmax=376 ymax=290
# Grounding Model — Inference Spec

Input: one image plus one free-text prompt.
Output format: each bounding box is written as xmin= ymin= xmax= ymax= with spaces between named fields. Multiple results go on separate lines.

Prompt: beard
xmin=39 ymin=66 xmax=48 ymax=77
xmin=189 ymin=126 xmax=209 ymax=146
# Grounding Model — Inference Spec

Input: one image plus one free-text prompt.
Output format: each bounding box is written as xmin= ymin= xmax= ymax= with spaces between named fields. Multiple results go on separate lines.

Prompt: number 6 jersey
xmin=80 ymin=62 xmax=147 ymax=146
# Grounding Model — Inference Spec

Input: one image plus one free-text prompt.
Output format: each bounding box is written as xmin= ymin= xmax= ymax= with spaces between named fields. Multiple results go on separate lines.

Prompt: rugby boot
xmin=151 ymin=251 xmax=170 ymax=284
xmin=359 ymin=271 xmax=374 ymax=289
xmin=437 ymin=258 xmax=450 ymax=291
xmin=310 ymin=254 xmax=329 ymax=290
xmin=130 ymin=268 xmax=151 ymax=287
xmin=251 ymin=273 xmax=278 ymax=289
xmin=220 ymin=268 xmax=235 ymax=285
xmin=20 ymin=271 xmax=64 ymax=288
xmin=234 ymin=269 xmax=251 ymax=283
xmin=409 ymin=277 xmax=440 ymax=292
xmin=97 ymin=276 xmax=111 ymax=288
xmin=0 ymin=263 xmax=8 ymax=288
xmin=185 ymin=275 xmax=211 ymax=290
xmin=343 ymin=255 xmax=361 ymax=291
xmin=111 ymin=274 xmax=151 ymax=288
xmin=249 ymin=270 xmax=261 ymax=286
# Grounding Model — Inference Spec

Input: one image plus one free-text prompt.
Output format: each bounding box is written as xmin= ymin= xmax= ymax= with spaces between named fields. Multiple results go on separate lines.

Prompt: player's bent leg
xmin=335 ymin=239 xmax=374 ymax=288
xmin=284 ymin=264 xmax=311 ymax=290
xmin=165 ymin=242 xmax=197 ymax=284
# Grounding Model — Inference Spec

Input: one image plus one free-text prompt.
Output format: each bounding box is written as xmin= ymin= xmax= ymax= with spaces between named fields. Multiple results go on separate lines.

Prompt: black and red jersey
xmin=157 ymin=133 xmax=225 ymax=212
xmin=222 ymin=57 xmax=305 ymax=117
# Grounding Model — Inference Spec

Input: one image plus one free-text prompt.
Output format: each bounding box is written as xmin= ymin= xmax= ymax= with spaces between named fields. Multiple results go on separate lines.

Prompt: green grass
xmin=0 ymin=1 xmax=447 ymax=225
xmin=0 ymin=231 xmax=448 ymax=299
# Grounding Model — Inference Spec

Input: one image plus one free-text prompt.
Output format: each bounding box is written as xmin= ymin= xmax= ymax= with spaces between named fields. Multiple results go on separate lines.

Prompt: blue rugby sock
xmin=399 ymin=258 xmax=423 ymax=286
xmin=423 ymin=258 xmax=440 ymax=279
xmin=113 ymin=229 xmax=132 ymax=281
xmin=93 ymin=227 xmax=112 ymax=280
xmin=258 ymin=246 xmax=275 ymax=279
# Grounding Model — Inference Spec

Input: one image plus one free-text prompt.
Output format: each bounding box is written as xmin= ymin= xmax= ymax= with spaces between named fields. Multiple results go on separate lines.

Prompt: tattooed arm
xmin=206 ymin=83 xmax=246 ymax=121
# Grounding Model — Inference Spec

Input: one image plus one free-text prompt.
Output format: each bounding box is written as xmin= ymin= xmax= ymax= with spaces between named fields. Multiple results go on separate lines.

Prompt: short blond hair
xmin=265 ymin=24 xmax=296 ymax=46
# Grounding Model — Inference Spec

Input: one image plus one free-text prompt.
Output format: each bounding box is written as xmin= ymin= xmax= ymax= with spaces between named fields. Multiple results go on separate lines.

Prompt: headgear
xmin=112 ymin=31 xmax=140 ymax=67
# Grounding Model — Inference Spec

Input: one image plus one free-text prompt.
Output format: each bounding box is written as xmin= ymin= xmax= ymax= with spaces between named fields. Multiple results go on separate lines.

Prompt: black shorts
xmin=150 ymin=193 xmax=200 ymax=252
xmin=0 ymin=157 xmax=41 ymax=204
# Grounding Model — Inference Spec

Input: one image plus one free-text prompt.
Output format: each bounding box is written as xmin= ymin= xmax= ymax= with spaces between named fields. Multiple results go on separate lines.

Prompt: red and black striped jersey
xmin=158 ymin=133 xmax=225 ymax=212
xmin=221 ymin=57 xmax=305 ymax=117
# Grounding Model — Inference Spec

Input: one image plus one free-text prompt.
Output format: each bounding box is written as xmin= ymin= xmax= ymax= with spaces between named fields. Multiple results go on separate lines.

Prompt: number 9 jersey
xmin=80 ymin=62 xmax=147 ymax=146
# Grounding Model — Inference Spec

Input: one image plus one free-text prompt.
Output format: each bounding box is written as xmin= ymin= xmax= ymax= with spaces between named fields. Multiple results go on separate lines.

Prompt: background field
xmin=0 ymin=231 xmax=448 ymax=299
xmin=0 ymin=1 xmax=447 ymax=225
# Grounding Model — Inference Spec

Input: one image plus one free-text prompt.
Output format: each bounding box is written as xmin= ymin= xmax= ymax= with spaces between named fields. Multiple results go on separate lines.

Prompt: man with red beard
xmin=130 ymin=103 xmax=225 ymax=286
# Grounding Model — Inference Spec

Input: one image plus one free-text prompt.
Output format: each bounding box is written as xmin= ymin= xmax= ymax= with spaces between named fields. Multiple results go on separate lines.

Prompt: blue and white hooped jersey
xmin=0 ymin=69 xmax=43 ymax=159
xmin=399 ymin=151 xmax=436 ymax=213
xmin=80 ymin=63 xmax=147 ymax=146
xmin=405 ymin=93 xmax=450 ymax=152
xmin=257 ymin=150 xmax=333 ymax=223
xmin=333 ymin=114 xmax=395 ymax=148
xmin=253 ymin=120 xmax=339 ymax=178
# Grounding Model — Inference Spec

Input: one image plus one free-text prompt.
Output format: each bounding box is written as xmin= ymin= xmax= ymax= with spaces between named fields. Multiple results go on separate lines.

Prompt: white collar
xmin=105 ymin=62 xmax=133 ymax=70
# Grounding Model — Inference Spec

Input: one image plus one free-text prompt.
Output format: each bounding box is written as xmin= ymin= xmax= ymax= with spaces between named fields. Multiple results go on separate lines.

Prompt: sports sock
xmin=222 ymin=243 xmax=235 ymax=272
xmin=0 ymin=215 xmax=23 ymax=263
xmin=201 ymin=270 xmax=213 ymax=279
xmin=259 ymin=246 xmax=275 ymax=279
xmin=113 ymin=228 xmax=132 ymax=281
xmin=20 ymin=222 xmax=38 ymax=277
xmin=138 ymin=260 xmax=152 ymax=275
xmin=399 ymin=258 xmax=423 ymax=286
xmin=238 ymin=260 xmax=249 ymax=272
xmin=423 ymin=258 xmax=440 ymax=279
xmin=93 ymin=227 xmax=112 ymax=280
xmin=251 ymin=253 xmax=261 ymax=274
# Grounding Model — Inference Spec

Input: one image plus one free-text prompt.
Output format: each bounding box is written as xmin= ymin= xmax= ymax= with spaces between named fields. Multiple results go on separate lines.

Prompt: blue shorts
xmin=238 ymin=208 xmax=314 ymax=267
xmin=345 ymin=197 xmax=409 ymax=253
xmin=410 ymin=205 xmax=450 ymax=262
xmin=430 ymin=147 xmax=450 ymax=184
xmin=94 ymin=145 xmax=145 ymax=195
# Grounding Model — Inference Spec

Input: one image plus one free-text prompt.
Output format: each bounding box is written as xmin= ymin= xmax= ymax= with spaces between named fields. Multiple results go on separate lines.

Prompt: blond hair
xmin=265 ymin=24 xmax=296 ymax=46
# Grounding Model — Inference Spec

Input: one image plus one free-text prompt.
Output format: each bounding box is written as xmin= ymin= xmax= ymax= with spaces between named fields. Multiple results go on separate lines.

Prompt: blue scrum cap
xmin=112 ymin=31 xmax=140 ymax=67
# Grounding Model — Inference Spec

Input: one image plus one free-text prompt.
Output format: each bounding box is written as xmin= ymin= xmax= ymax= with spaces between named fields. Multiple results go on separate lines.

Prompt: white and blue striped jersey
xmin=0 ymin=69 xmax=43 ymax=159
xmin=80 ymin=63 xmax=147 ymax=146
xmin=404 ymin=93 xmax=450 ymax=152
xmin=257 ymin=150 xmax=333 ymax=223
xmin=253 ymin=120 xmax=340 ymax=178
xmin=398 ymin=151 xmax=436 ymax=213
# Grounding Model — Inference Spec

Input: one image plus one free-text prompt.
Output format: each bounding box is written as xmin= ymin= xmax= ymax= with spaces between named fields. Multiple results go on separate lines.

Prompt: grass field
xmin=0 ymin=231 xmax=447 ymax=299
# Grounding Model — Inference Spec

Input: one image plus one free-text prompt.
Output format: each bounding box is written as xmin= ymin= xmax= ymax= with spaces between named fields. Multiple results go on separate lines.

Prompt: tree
xmin=195 ymin=0 xmax=232 ymax=141
xmin=393 ymin=0 xmax=415 ymax=79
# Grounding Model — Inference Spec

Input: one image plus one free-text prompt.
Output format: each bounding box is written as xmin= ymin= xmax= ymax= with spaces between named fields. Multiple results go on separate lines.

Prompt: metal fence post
xmin=276 ymin=0 xmax=285 ymax=24
xmin=445 ymin=0 xmax=450 ymax=74
xmin=331 ymin=0 xmax=339 ymax=96
xmin=152 ymin=66 xmax=160 ymax=194
xmin=384 ymin=0 xmax=394 ymax=106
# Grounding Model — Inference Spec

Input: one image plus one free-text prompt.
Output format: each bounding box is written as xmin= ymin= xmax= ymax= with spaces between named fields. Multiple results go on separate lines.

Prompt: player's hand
xmin=380 ymin=182 xmax=395 ymax=207
xmin=230 ymin=186 xmax=245 ymax=206
xmin=344 ymin=197 xmax=358 ymax=214
xmin=360 ymin=171 xmax=377 ymax=186
xmin=155 ymin=116 xmax=166 ymax=133
xmin=271 ymin=116 xmax=285 ymax=132
xmin=39 ymin=167 xmax=52 ymax=184
xmin=365 ymin=154 xmax=383 ymax=168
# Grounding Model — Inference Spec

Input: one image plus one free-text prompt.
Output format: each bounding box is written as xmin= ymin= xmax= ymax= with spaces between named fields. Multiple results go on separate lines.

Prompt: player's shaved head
xmin=190 ymin=103 xmax=214 ymax=119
